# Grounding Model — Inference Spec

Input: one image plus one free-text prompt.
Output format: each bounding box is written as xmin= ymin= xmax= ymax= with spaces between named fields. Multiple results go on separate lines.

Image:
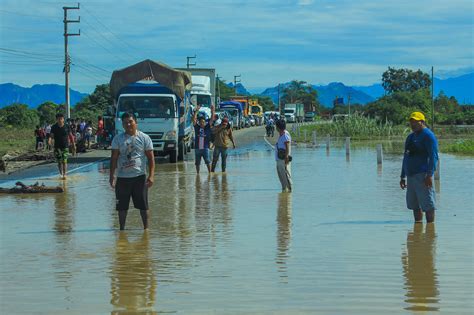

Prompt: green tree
xmin=281 ymin=80 xmax=320 ymax=112
xmin=37 ymin=101 xmax=59 ymax=125
xmin=74 ymin=83 xmax=111 ymax=114
xmin=0 ymin=103 xmax=39 ymax=127
xmin=382 ymin=67 xmax=431 ymax=94
xmin=252 ymin=95 xmax=275 ymax=112
xmin=216 ymin=79 xmax=236 ymax=101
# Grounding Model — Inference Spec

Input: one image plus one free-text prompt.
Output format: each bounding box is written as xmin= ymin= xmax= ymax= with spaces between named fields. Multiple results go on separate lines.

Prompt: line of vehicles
xmin=108 ymin=59 xmax=266 ymax=164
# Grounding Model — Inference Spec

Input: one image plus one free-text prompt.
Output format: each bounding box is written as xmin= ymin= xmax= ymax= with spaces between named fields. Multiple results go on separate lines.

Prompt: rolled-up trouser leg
xmin=276 ymin=159 xmax=292 ymax=191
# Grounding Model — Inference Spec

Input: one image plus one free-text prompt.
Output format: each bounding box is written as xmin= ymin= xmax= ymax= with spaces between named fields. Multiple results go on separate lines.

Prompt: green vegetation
xmin=0 ymin=127 xmax=34 ymax=157
xmin=281 ymin=80 xmax=320 ymax=112
xmin=291 ymin=113 xmax=408 ymax=141
xmin=442 ymin=139 xmax=474 ymax=154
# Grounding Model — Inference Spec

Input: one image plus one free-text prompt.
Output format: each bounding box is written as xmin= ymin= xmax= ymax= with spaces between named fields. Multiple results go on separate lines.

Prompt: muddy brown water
xmin=1 ymin=137 xmax=473 ymax=314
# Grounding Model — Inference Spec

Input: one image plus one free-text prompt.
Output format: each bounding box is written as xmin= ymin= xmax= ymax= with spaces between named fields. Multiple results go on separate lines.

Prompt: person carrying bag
xmin=275 ymin=119 xmax=292 ymax=192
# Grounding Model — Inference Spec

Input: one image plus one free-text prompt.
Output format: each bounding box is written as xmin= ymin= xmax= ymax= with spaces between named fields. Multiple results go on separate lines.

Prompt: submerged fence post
xmin=434 ymin=160 xmax=440 ymax=180
xmin=304 ymin=130 xmax=307 ymax=142
xmin=312 ymin=131 xmax=317 ymax=146
xmin=326 ymin=135 xmax=330 ymax=150
xmin=376 ymin=144 xmax=383 ymax=165
xmin=345 ymin=137 xmax=350 ymax=156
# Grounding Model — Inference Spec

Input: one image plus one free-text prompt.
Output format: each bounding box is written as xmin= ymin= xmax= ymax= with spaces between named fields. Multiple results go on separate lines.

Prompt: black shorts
xmin=115 ymin=175 xmax=148 ymax=211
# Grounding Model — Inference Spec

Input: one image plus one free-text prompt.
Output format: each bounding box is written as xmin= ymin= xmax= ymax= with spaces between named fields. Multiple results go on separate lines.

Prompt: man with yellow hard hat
xmin=400 ymin=111 xmax=439 ymax=223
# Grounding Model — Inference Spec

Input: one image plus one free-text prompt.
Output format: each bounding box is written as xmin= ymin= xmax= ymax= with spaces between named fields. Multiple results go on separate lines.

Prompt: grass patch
xmin=441 ymin=139 xmax=474 ymax=155
xmin=0 ymin=127 xmax=35 ymax=157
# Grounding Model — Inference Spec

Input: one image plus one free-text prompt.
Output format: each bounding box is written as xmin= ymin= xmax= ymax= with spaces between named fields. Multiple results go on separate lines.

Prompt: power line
xmin=0 ymin=47 xmax=60 ymax=58
xmin=81 ymin=30 xmax=130 ymax=64
xmin=0 ymin=9 xmax=57 ymax=20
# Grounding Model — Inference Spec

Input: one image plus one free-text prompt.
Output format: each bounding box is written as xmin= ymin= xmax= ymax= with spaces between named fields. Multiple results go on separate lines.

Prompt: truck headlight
xmin=164 ymin=130 xmax=176 ymax=140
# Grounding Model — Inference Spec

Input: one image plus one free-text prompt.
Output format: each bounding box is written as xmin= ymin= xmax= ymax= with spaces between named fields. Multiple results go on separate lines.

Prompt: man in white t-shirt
xmin=109 ymin=112 xmax=155 ymax=230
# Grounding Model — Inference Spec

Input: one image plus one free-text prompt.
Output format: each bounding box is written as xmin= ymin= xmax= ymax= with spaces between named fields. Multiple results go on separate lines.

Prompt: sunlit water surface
xmin=1 ymin=144 xmax=473 ymax=314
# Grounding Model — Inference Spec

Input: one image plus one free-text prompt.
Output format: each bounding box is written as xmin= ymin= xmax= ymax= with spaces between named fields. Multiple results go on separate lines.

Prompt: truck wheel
xmin=178 ymin=141 xmax=184 ymax=161
xmin=169 ymin=150 xmax=177 ymax=163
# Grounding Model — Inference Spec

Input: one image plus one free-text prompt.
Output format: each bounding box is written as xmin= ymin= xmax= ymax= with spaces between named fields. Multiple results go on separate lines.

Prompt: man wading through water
xmin=211 ymin=117 xmax=235 ymax=172
xmin=49 ymin=113 xmax=69 ymax=179
xmin=275 ymin=119 xmax=292 ymax=192
xmin=109 ymin=112 xmax=155 ymax=230
xmin=400 ymin=111 xmax=439 ymax=223
xmin=192 ymin=104 xmax=215 ymax=174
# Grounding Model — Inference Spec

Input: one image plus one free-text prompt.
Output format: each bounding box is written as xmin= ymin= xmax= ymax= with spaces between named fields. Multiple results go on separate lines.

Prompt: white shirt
xmin=111 ymin=131 xmax=153 ymax=178
xmin=275 ymin=130 xmax=291 ymax=161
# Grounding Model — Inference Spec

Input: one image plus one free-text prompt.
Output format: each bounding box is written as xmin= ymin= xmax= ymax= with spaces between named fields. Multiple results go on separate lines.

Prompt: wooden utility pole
xmin=347 ymin=92 xmax=351 ymax=116
xmin=63 ymin=3 xmax=80 ymax=119
xmin=431 ymin=66 xmax=434 ymax=132
xmin=233 ymin=74 xmax=241 ymax=95
xmin=278 ymin=83 xmax=281 ymax=113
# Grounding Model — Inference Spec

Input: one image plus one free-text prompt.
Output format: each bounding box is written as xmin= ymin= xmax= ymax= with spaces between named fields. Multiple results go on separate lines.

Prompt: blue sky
xmin=0 ymin=0 xmax=473 ymax=93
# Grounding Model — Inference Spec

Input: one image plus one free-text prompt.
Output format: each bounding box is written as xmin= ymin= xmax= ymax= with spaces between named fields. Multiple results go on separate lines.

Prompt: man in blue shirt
xmin=193 ymin=105 xmax=215 ymax=174
xmin=400 ymin=111 xmax=439 ymax=223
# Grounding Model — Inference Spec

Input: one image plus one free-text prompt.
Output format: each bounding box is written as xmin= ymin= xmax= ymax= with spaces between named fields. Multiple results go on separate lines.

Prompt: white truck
xmin=110 ymin=59 xmax=194 ymax=163
xmin=284 ymin=103 xmax=304 ymax=123
xmin=177 ymin=68 xmax=216 ymax=120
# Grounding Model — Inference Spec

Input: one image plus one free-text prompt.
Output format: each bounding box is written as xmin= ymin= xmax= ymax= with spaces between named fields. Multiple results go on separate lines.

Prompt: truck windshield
xmin=223 ymin=109 xmax=238 ymax=117
xmin=117 ymin=96 xmax=176 ymax=118
xmin=284 ymin=109 xmax=294 ymax=114
xmin=196 ymin=94 xmax=211 ymax=108
xmin=251 ymin=107 xmax=260 ymax=114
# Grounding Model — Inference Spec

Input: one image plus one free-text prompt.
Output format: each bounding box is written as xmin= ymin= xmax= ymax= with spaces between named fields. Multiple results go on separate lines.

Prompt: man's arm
xmin=145 ymin=150 xmax=155 ymax=188
xmin=209 ymin=105 xmax=216 ymax=125
xmin=48 ymin=131 xmax=54 ymax=147
xmin=400 ymin=136 xmax=409 ymax=189
xmin=228 ymin=128 xmax=236 ymax=148
xmin=109 ymin=149 xmax=119 ymax=188
xmin=284 ymin=141 xmax=290 ymax=164
xmin=424 ymin=134 xmax=438 ymax=177
xmin=192 ymin=105 xmax=201 ymax=126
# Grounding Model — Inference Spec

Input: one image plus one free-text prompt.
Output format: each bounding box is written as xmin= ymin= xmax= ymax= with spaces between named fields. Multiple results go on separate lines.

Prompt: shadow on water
xmin=276 ymin=192 xmax=292 ymax=281
xmin=110 ymin=231 xmax=157 ymax=315
xmin=402 ymin=224 xmax=439 ymax=312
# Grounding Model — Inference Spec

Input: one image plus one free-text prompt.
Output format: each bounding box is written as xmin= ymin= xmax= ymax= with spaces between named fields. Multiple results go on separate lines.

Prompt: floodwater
xmin=1 ymin=139 xmax=473 ymax=314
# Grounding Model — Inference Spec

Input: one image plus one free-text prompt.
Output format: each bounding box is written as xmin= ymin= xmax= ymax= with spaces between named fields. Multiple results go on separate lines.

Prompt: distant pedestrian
xmin=211 ymin=117 xmax=235 ymax=173
xmin=109 ymin=112 xmax=155 ymax=230
xmin=275 ymin=119 xmax=292 ymax=192
xmin=97 ymin=116 xmax=105 ymax=147
xmin=45 ymin=123 xmax=52 ymax=150
xmin=68 ymin=122 xmax=77 ymax=157
xmin=400 ymin=111 xmax=439 ymax=223
xmin=85 ymin=121 xmax=93 ymax=149
xmin=34 ymin=125 xmax=45 ymax=150
xmin=193 ymin=105 xmax=215 ymax=174
xmin=49 ymin=113 xmax=70 ymax=179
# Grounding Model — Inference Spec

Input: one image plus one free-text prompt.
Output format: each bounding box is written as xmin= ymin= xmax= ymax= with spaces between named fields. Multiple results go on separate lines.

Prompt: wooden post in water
xmin=345 ymin=137 xmax=350 ymax=156
xmin=326 ymin=135 xmax=330 ymax=150
xmin=434 ymin=160 xmax=440 ymax=180
xmin=304 ymin=129 xmax=307 ymax=142
xmin=312 ymin=131 xmax=317 ymax=146
xmin=376 ymin=144 xmax=383 ymax=165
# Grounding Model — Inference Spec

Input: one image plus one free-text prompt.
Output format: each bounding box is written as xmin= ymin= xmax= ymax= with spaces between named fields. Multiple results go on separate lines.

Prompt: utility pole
xmin=63 ymin=3 xmax=80 ymax=119
xmin=278 ymin=83 xmax=281 ymax=113
xmin=233 ymin=74 xmax=241 ymax=95
xmin=216 ymin=74 xmax=221 ymax=106
xmin=431 ymin=66 xmax=434 ymax=132
xmin=186 ymin=55 xmax=196 ymax=68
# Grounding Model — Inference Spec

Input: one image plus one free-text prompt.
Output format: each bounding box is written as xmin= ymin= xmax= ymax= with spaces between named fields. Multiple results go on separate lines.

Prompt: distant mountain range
xmin=1 ymin=72 xmax=471 ymax=109
xmin=0 ymin=83 xmax=88 ymax=108
xmin=258 ymin=73 xmax=473 ymax=107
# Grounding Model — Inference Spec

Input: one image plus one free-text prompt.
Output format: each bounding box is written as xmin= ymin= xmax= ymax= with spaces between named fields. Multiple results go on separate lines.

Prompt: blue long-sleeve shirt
xmin=401 ymin=128 xmax=439 ymax=178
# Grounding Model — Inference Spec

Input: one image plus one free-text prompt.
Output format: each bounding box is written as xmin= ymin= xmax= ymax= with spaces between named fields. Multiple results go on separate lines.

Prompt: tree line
xmin=1 ymin=67 xmax=473 ymax=128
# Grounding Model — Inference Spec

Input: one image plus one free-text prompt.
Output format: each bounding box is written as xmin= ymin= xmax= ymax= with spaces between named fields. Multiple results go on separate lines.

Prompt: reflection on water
xmin=402 ymin=224 xmax=439 ymax=312
xmin=110 ymin=232 xmax=156 ymax=315
xmin=276 ymin=193 xmax=292 ymax=280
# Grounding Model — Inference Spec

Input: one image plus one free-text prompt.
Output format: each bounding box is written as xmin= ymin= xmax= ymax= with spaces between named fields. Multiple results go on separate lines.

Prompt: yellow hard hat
xmin=409 ymin=111 xmax=425 ymax=121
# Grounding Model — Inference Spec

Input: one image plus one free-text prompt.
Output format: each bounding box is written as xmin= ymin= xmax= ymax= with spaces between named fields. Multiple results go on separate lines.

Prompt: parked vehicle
xmin=219 ymin=101 xmax=244 ymax=129
xmin=248 ymin=115 xmax=256 ymax=126
xmin=177 ymin=67 xmax=216 ymax=121
xmin=110 ymin=59 xmax=193 ymax=163
xmin=304 ymin=111 xmax=316 ymax=122
xmin=284 ymin=103 xmax=304 ymax=123
xmin=331 ymin=114 xmax=349 ymax=122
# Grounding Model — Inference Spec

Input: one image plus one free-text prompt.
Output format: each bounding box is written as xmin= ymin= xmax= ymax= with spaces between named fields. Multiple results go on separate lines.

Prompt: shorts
xmin=115 ymin=175 xmax=148 ymax=211
xmin=54 ymin=148 xmax=68 ymax=163
xmin=406 ymin=173 xmax=436 ymax=212
xmin=195 ymin=148 xmax=210 ymax=165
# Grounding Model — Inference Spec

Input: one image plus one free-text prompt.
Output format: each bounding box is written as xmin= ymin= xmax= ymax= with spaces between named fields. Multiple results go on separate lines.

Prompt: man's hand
xmin=233 ymin=143 xmax=236 ymax=149
xmin=285 ymin=156 xmax=289 ymax=165
xmin=400 ymin=178 xmax=407 ymax=190
xmin=109 ymin=175 xmax=116 ymax=188
xmin=210 ymin=104 xmax=215 ymax=112
xmin=424 ymin=175 xmax=433 ymax=188
xmin=146 ymin=176 xmax=154 ymax=188
xmin=196 ymin=105 xmax=201 ymax=112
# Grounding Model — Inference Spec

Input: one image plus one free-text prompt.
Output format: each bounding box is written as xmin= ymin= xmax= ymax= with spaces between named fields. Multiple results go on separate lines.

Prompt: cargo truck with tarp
xmin=110 ymin=59 xmax=193 ymax=163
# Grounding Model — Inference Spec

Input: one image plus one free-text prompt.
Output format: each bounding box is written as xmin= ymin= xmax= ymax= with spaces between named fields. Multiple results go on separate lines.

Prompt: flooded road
xmin=1 ymin=134 xmax=473 ymax=314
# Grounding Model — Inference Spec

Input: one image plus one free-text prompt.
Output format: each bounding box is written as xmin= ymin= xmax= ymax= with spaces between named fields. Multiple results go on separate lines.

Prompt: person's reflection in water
xmin=276 ymin=193 xmax=292 ymax=282
xmin=110 ymin=232 xmax=157 ymax=315
xmin=402 ymin=224 xmax=439 ymax=312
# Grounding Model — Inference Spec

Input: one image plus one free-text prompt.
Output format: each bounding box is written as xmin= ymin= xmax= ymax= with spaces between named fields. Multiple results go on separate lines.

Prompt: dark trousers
xmin=211 ymin=146 xmax=228 ymax=172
